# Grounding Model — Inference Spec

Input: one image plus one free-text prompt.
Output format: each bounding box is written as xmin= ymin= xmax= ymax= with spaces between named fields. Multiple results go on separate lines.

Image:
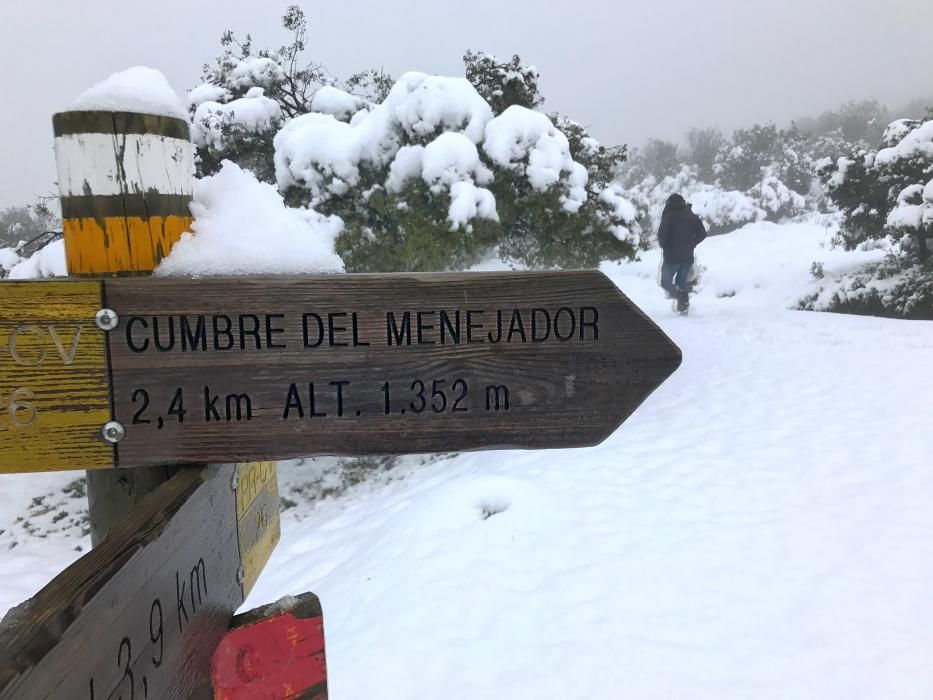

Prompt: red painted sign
xmin=211 ymin=593 xmax=327 ymax=699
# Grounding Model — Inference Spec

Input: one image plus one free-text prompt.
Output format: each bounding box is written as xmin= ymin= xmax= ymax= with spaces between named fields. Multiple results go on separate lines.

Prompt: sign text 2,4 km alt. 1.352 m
xmin=0 ymin=271 xmax=681 ymax=472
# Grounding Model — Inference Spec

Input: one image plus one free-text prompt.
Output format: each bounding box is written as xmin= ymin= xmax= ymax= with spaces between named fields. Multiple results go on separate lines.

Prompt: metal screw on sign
xmin=101 ymin=421 xmax=126 ymax=444
xmin=95 ymin=308 xmax=119 ymax=331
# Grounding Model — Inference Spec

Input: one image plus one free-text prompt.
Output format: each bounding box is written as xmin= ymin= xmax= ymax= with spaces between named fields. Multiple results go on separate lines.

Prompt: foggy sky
xmin=2 ymin=0 xmax=932 ymax=208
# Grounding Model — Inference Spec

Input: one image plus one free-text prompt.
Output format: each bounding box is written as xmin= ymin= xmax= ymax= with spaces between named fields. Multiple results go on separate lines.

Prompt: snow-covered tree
xmin=0 ymin=200 xmax=59 ymax=250
xmin=815 ymin=99 xmax=890 ymax=146
xmin=877 ymin=121 xmax=933 ymax=261
xmin=276 ymin=74 xmax=639 ymax=271
xmin=0 ymin=206 xmax=43 ymax=248
xmin=621 ymin=165 xmax=763 ymax=237
xmin=188 ymin=12 xmax=638 ymax=272
xmin=714 ymin=124 xmax=778 ymax=191
xmin=684 ymin=127 xmax=724 ymax=182
xmin=344 ymin=68 xmax=395 ymax=104
xmin=823 ymin=118 xmax=933 ymax=261
xmin=190 ymin=11 xmax=315 ymax=181
xmin=463 ymin=51 xmax=542 ymax=116
xmin=629 ymin=139 xmax=680 ymax=182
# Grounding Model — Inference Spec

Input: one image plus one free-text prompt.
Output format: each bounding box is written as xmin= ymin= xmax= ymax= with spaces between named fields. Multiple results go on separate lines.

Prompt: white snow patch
xmin=447 ymin=181 xmax=498 ymax=229
xmin=275 ymin=73 xmax=494 ymax=206
xmin=191 ymin=89 xmax=282 ymax=150
xmin=8 ymin=239 xmax=67 ymax=279
xmin=882 ymin=118 xmax=921 ymax=147
xmin=156 ymin=162 xmax=344 ymax=275
xmin=483 ymin=106 xmax=575 ymax=190
xmin=274 ymin=113 xmax=364 ymax=202
xmin=886 ymin=184 xmax=925 ymax=230
xmin=227 ymin=56 xmax=285 ymax=91
xmin=71 ymin=67 xmax=186 ymax=119
xmin=310 ymin=86 xmax=367 ymax=122
xmin=187 ymin=83 xmax=231 ymax=109
xmin=0 ymin=248 xmax=22 ymax=272
xmin=421 ymin=132 xmax=493 ymax=190
xmin=876 ymin=120 xmax=933 ymax=166
xmin=385 ymin=145 xmax=425 ymax=194
xmin=389 ymin=72 xmax=492 ymax=144
xmin=828 ymin=156 xmax=853 ymax=188
xmin=598 ymin=182 xmax=638 ymax=224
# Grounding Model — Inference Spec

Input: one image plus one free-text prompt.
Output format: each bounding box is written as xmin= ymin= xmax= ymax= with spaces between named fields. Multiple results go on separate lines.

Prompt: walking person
xmin=657 ymin=193 xmax=707 ymax=314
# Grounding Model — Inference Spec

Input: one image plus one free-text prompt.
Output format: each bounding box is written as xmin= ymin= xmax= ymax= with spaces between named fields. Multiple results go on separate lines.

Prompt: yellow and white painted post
xmin=53 ymin=110 xmax=194 ymax=276
xmin=53 ymin=107 xmax=197 ymax=543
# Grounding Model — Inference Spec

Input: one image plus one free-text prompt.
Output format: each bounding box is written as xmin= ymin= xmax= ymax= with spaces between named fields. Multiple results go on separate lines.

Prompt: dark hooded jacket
xmin=657 ymin=194 xmax=707 ymax=264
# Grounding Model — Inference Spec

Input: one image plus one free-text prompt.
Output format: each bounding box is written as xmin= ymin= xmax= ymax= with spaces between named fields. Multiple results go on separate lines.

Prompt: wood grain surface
xmin=0 ymin=462 xmax=280 ymax=699
xmin=104 ymin=270 xmax=681 ymax=465
xmin=0 ymin=280 xmax=111 ymax=472
xmin=0 ymin=271 xmax=680 ymax=471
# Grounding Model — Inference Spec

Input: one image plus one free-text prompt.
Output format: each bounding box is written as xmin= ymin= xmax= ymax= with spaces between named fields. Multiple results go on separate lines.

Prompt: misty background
xmin=1 ymin=0 xmax=932 ymax=208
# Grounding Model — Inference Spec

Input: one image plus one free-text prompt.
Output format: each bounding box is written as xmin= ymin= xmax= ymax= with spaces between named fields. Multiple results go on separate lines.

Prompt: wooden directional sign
xmin=0 ymin=462 xmax=279 ymax=699
xmin=211 ymin=592 xmax=327 ymax=699
xmin=0 ymin=271 xmax=680 ymax=472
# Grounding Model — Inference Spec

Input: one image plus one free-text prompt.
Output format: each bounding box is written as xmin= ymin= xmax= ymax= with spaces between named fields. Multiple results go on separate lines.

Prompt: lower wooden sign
xmin=0 ymin=272 xmax=681 ymax=472
xmin=0 ymin=462 xmax=280 ymax=699
xmin=211 ymin=592 xmax=327 ymax=700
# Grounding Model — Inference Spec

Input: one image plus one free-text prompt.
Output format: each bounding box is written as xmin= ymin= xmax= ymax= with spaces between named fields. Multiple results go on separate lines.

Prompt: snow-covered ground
xmin=3 ymin=221 xmax=932 ymax=698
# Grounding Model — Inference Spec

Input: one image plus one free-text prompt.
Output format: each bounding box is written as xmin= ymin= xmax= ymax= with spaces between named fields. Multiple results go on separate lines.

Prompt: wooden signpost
xmin=0 ymin=461 xmax=279 ymax=699
xmin=0 ymin=271 xmax=680 ymax=472
xmin=0 ymin=102 xmax=683 ymax=699
xmin=0 ymin=104 xmax=288 ymax=700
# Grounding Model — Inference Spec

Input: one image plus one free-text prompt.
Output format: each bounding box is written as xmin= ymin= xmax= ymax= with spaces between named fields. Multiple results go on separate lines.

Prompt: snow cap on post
xmin=53 ymin=66 xmax=194 ymax=276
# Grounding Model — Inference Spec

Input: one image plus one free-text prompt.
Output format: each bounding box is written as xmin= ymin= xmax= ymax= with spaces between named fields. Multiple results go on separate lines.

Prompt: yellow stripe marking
xmin=0 ymin=281 xmax=112 ymax=473
xmin=63 ymin=215 xmax=191 ymax=276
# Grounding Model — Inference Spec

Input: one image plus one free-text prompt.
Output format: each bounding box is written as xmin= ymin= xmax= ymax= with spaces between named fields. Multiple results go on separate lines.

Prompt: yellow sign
xmin=0 ymin=281 xmax=111 ymax=472
xmin=235 ymin=461 xmax=281 ymax=596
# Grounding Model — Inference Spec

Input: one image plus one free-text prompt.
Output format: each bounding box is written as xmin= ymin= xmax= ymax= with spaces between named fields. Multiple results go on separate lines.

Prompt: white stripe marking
xmin=54 ymin=132 xmax=194 ymax=197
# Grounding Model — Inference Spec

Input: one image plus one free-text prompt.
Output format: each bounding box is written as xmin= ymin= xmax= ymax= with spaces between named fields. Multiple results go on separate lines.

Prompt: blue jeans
xmin=661 ymin=263 xmax=692 ymax=298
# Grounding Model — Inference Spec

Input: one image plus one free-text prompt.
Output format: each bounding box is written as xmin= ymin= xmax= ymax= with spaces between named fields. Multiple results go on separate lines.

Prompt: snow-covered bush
xmin=799 ymin=252 xmax=933 ymax=320
xmin=187 ymin=9 xmax=636 ymax=272
xmin=463 ymin=50 xmax=542 ymax=116
xmin=191 ymin=88 xmax=284 ymax=182
xmin=190 ymin=7 xmax=370 ymax=183
xmin=815 ymin=116 xmax=933 ymax=317
xmin=749 ymin=166 xmax=807 ymax=221
xmin=684 ymin=127 xmax=724 ymax=182
xmin=621 ymin=122 xmax=817 ymax=240
xmin=0 ymin=205 xmax=53 ymax=249
xmin=715 ymin=124 xmax=782 ymax=192
xmin=622 ymin=165 xmax=762 ymax=236
xmin=823 ymin=118 xmax=933 ymax=261
xmin=7 ymin=239 xmax=67 ymax=280
xmin=274 ymin=74 xmax=637 ymax=271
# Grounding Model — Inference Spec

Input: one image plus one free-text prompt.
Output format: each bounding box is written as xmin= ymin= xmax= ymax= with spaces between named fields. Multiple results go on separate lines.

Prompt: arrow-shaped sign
xmin=0 ymin=271 xmax=680 ymax=472
xmin=0 ymin=462 xmax=280 ymax=699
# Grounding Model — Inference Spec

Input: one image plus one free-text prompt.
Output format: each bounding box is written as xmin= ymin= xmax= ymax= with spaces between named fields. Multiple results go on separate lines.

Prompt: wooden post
xmin=52 ymin=107 xmax=196 ymax=544
xmin=52 ymin=110 xmax=193 ymax=275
